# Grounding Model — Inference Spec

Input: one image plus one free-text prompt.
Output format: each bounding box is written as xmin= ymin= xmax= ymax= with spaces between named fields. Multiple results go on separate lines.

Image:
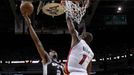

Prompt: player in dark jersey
xmin=20 ymin=1 xmax=64 ymax=75
xmin=43 ymin=50 xmax=64 ymax=75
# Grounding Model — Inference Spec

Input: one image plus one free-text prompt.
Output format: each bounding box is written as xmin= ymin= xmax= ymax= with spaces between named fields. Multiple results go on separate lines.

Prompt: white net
xmin=65 ymin=1 xmax=86 ymax=24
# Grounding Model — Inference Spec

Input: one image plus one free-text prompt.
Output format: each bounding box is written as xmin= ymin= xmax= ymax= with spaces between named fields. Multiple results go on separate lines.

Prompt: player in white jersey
xmin=64 ymin=12 xmax=94 ymax=75
xmin=64 ymin=0 xmax=94 ymax=74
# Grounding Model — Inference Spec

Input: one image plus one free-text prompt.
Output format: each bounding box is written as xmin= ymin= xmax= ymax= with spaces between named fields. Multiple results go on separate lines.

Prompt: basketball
xmin=20 ymin=1 xmax=34 ymax=16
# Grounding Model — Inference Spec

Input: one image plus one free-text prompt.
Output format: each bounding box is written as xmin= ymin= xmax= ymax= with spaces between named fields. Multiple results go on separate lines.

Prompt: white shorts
xmin=70 ymin=72 xmax=88 ymax=75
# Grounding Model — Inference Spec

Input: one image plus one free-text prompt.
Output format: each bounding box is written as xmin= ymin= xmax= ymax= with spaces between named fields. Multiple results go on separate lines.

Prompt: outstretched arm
xmin=66 ymin=15 xmax=80 ymax=47
xmin=24 ymin=16 xmax=51 ymax=64
xmin=20 ymin=1 xmax=50 ymax=64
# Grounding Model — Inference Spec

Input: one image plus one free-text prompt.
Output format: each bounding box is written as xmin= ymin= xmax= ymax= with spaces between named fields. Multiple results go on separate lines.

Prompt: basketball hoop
xmin=65 ymin=1 xmax=86 ymax=24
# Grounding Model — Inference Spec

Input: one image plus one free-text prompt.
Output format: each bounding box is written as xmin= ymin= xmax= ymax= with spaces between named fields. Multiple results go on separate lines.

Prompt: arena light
xmin=99 ymin=58 xmax=104 ymax=61
xmin=99 ymin=58 xmax=103 ymax=61
xmin=0 ymin=60 xmax=2 ymax=63
xmin=11 ymin=61 xmax=25 ymax=64
xmin=130 ymin=54 xmax=133 ymax=56
xmin=5 ymin=61 xmax=10 ymax=64
xmin=106 ymin=58 xmax=110 ymax=60
xmin=124 ymin=55 xmax=127 ymax=58
xmin=29 ymin=60 xmax=33 ymax=63
xmin=106 ymin=57 xmax=112 ymax=60
xmin=25 ymin=60 xmax=29 ymax=63
xmin=32 ymin=60 xmax=40 ymax=63
xmin=113 ymin=57 xmax=117 ymax=59
xmin=121 ymin=55 xmax=125 ymax=58
xmin=109 ymin=57 xmax=112 ymax=60
xmin=102 ymin=58 xmax=104 ymax=61
xmin=117 ymin=6 xmax=122 ymax=13
xmin=117 ymin=56 xmax=120 ymax=59
xmin=118 ymin=6 xmax=122 ymax=11
xmin=92 ymin=59 xmax=96 ymax=62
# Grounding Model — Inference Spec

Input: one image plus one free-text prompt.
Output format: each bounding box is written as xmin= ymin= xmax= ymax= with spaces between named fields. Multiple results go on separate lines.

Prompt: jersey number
xmin=79 ymin=54 xmax=87 ymax=65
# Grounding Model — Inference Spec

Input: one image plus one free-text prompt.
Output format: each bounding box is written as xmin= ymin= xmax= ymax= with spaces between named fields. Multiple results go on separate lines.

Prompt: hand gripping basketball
xmin=20 ymin=1 xmax=34 ymax=16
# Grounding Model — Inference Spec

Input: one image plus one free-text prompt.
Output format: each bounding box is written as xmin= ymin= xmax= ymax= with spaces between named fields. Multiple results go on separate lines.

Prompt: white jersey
xmin=65 ymin=39 xmax=94 ymax=75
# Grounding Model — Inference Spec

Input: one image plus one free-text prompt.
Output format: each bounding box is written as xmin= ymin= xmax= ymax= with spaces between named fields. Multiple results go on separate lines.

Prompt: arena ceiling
xmin=0 ymin=0 xmax=134 ymax=60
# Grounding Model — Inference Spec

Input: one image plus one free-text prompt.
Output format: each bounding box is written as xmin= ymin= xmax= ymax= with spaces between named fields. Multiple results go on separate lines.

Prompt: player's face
xmin=49 ymin=51 xmax=57 ymax=59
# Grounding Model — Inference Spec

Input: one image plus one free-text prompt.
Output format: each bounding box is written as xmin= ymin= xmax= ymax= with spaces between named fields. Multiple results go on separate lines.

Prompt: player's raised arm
xmin=20 ymin=0 xmax=50 ymax=64
xmin=66 ymin=15 xmax=80 ymax=47
xmin=66 ymin=16 xmax=76 ymax=36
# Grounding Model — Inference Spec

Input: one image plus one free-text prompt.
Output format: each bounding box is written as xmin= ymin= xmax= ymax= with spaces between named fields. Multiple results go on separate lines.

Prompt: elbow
xmin=41 ymin=55 xmax=51 ymax=64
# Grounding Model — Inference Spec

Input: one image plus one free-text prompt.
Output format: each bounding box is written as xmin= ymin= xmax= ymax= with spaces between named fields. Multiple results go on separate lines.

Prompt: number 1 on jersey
xmin=79 ymin=54 xmax=87 ymax=65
